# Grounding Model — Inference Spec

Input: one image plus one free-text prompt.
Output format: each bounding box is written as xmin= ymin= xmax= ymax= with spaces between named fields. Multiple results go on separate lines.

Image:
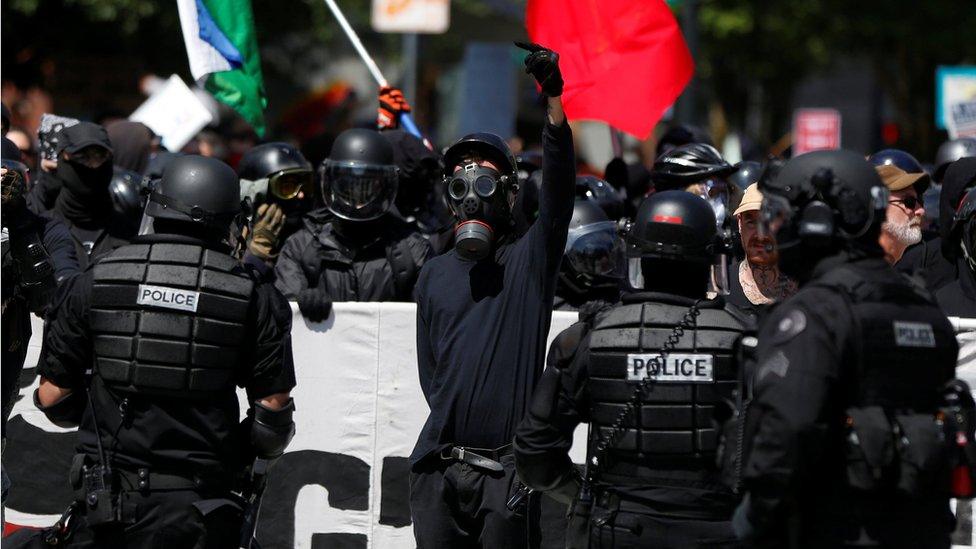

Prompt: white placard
xmin=129 ymin=74 xmax=214 ymax=152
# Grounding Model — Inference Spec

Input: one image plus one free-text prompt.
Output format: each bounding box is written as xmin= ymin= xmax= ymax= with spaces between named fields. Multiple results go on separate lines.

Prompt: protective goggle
xmin=268 ymin=168 xmax=313 ymax=200
xmin=564 ymin=221 xmax=626 ymax=279
xmin=447 ymin=164 xmax=502 ymax=201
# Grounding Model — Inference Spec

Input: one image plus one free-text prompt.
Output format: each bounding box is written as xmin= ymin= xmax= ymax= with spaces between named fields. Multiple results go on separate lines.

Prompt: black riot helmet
xmin=729 ymin=161 xmax=762 ymax=193
xmin=444 ymin=133 xmax=519 ymax=179
xmin=868 ymin=148 xmax=925 ymax=174
xmin=109 ymin=167 xmax=146 ymax=231
xmin=758 ymin=149 xmax=887 ymax=280
xmin=238 ymin=142 xmax=313 ymax=203
xmin=625 ymin=190 xmax=717 ymax=291
xmin=576 ymin=175 xmax=625 ymax=220
xmin=144 ymin=155 xmax=241 ymax=236
xmin=561 ymin=200 xmax=625 ymax=295
xmin=935 ymin=138 xmax=976 ymax=182
xmin=442 ymin=133 xmax=520 ymax=260
xmin=319 ymin=128 xmax=398 ymax=222
xmin=652 ymin=143 xmax=735 ymax=192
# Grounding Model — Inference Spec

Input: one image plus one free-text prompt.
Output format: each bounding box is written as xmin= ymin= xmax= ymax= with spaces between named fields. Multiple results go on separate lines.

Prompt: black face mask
xmin=446 ymin=163 xmax=514 ymax=260
xmin=56 ymin=159 xmax=113 ymax=225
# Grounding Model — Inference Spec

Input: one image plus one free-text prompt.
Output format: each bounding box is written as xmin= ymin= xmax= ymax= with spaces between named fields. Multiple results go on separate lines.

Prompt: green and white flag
xmin=177 ymin=0 xmax=267 ymax=136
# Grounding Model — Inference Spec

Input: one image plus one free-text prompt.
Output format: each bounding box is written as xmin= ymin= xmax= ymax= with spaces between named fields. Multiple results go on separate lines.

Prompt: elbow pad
xmin=34 ymin=389 xmax=84 ymax=428
xmin=250 ymin=398 xmax=296 ymax=459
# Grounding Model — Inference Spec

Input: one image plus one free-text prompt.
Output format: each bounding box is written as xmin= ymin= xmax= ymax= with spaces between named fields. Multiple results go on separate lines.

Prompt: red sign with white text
xmin=793 ymin=109 xmax=842 ymax=156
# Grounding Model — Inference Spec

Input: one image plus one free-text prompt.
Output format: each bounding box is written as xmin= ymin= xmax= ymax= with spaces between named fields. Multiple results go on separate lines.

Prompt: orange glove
xmin=377 ymin=86 xmax=411 ymax=130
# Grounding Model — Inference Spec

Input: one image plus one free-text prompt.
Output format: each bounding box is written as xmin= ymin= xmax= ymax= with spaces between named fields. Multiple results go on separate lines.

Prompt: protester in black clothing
xmin=105 ymin=120 xmax=154 ymax=174
xmin=274 ymin=128 xmax=432 ymax=320
xmin=553 ymin=200 xmax=624 ymax=311
xmin=409 ymin=42 xmax=574 ymax=548
xmin=237 ymin=142 xmax=316 ymax=278
xmin=1 ymin=138 xmax=80 ymax=434
xmin=515 ymin=191 xmax=744 ymax=548
xmin=897 ymin=144 xmax=976 ymax=290
xmin=733 ymin=150 xmax=958 ymax=548
xmin=44 ymin=122 xmax=134 ymax=269
xmin=24 ymin=155 xmax=296 ymax=548
xmin=937 ymin=184 xmax=976 ymax=317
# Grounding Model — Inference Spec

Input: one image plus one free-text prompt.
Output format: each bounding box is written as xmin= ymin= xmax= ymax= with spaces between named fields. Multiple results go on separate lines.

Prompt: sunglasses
xmin=890 ymin=196 xmax=923 ymax=211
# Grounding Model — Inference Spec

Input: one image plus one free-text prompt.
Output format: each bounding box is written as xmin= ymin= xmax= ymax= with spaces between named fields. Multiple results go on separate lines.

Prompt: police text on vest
xmin=893 ymin=321 xmax=935 ymax=348
xmin=137 ymin=284 xmax=200 ymax=313
xmin=626 ymin=353 xmax=714 ymax=382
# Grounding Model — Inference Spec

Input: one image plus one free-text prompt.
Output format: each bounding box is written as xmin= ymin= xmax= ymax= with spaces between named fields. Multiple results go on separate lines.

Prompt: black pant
xmin=588 ymin=504 xmax=739 ymax=549
xmin=6 ymin=489 xmax=242 ymax=549
xmin=410 ymin=454 xmax=540 ymax=549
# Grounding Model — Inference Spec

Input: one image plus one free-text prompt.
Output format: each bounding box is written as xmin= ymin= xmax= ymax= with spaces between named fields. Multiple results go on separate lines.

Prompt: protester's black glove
xmin=297 ymin=288 xmax=333 ymax=322
xmin=515 ymin=41 xmax=563 ymax=97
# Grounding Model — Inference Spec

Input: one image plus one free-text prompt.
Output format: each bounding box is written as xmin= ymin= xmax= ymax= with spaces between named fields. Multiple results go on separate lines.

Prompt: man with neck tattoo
xmin=875 ymin=163 xmax=929 ymax=265
xmin=726 ymin=183 xmax=796 ymax=318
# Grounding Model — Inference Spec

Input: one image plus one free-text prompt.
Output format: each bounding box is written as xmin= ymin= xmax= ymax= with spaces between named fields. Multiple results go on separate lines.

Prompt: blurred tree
xmin=697 ymin=0 xmax=976 ymax=158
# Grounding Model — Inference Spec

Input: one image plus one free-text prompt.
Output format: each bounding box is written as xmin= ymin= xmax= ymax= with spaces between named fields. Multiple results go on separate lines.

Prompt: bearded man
xmin=875 ymin=164 xmax=929 ymax=265
xmin=726 ymin=183 xmax=797 ymax=318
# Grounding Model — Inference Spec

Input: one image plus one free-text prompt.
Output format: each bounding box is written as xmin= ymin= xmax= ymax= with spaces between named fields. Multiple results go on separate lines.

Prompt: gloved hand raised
xmin=514 ymin=41 xmax=563 ymax=97
xmin=377 ymin=86 xmax=412 ymax=130
xmin=297 ymin=287 xmax=333 ymax=322
xmin=248 ymin=203 xmax=286 ymax=260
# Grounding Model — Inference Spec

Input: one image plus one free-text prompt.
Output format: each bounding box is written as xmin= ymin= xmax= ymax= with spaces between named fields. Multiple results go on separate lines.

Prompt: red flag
xmin=526 ymin=0 xmax=694 ymax=139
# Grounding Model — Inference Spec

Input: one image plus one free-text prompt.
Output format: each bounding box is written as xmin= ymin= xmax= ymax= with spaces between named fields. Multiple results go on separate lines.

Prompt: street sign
xmin=793 ymin=108 xmax=842 ymax=156
xmin=371 ymin=0 xmax=450 ymax=34
xmin=936 ymin=66 xmax=976 ymax=130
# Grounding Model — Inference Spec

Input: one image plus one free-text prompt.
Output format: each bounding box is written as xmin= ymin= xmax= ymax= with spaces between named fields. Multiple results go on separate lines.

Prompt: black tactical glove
xmin=297 ymin=287 xmax=333 ymax=322
xmin=515 ymin=41 xmax=563 ymax=97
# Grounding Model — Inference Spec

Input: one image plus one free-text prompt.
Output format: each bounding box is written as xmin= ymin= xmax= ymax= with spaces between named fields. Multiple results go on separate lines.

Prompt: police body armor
xmin=810 ymin=266 xmax=958 ymax=498
xmin=586 ymin=293 xmax=743 ymax=484
xmin=90 ymin=239 xmax=254 ymax=399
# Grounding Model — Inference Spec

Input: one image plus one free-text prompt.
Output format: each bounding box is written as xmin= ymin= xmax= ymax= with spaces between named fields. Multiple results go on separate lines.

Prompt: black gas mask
xmin=446 ymin=163 xmax=516 ymax=260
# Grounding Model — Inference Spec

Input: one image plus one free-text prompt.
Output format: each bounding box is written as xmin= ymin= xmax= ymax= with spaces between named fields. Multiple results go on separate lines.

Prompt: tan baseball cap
xmin=875 ymin=164 xmax=930 ymax=192
xmin=733 ymin=183 xmax=763 ymax=216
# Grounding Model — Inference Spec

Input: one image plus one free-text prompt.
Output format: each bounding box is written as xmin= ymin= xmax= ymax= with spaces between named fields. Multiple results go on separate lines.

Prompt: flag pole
xmin=320 ymin=0 xmax=423 ymax=138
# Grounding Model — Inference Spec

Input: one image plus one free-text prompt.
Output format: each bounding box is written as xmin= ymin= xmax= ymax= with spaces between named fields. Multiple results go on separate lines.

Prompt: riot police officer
xmin=553 ymin=200 xmax=625 ymax=311
xmin=733 ymin=150 xmax=959 ymax=548
xmin=514 ymin=190 xmax=745 ymax=548
xmin=274 ymin=128 xmax=433 ymax=321
xmin=31 ymin=155 xmax=296 ymax=547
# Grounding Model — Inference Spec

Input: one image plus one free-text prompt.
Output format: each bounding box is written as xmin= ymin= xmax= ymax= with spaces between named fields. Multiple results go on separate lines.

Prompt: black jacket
xmin=274 ymin=209 xmax=433 ymax=302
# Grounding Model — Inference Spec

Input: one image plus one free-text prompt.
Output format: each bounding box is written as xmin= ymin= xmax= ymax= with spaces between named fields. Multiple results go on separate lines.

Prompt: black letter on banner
xmin=256 ymin=450 xmax=370 ymax=548
xmin=379 ymin=456 xmax=412 ymax=527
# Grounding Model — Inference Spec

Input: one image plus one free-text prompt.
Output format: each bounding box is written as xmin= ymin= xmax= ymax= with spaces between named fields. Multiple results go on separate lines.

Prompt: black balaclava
xmin=54 ymin=123 xmax=114 ymax=227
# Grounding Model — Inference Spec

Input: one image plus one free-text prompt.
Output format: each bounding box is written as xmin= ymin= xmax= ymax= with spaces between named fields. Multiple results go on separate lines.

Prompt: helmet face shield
xmin=321 ymin=160 xmax=398 ymax=221
xmin=565 ymin=221 xmax=626 ymax=279
xmin=269 ymin=168 xmax=313 ymax=200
